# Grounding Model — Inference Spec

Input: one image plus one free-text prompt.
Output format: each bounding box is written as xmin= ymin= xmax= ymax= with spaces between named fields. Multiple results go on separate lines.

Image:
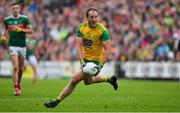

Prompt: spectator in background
xmin=1 ymin=0 xmax=180 ymax=62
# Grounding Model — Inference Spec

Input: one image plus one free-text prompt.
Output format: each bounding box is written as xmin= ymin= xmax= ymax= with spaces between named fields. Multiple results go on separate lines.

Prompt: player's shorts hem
xmin=9 ymin=46 xmax=26 ymax=58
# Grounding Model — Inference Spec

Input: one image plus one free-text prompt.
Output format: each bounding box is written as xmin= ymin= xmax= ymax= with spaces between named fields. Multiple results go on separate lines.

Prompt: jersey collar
xmin=12 ymin=14 xmax=20 ymax=19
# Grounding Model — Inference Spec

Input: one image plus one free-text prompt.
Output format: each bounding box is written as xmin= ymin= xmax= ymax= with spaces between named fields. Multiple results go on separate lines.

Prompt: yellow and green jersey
xmin=76 ymin=22 xmax=110 ymax=63
xmin=3 ymin=15 xmax=30 ymax=47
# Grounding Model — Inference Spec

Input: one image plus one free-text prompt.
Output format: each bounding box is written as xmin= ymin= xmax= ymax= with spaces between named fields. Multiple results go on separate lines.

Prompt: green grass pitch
xmin=0 ymin=78 xmax=180 ymax=112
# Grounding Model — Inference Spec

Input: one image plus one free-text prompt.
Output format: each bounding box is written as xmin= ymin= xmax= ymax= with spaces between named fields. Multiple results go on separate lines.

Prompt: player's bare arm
xmin=102 ymin=40 xmax=111 ymax=64
xmin=22 ymin=24 xmax=33 ymax=34
xmin=11 ymin=24 xmax=33 ymax=34
xmin=76 ymin=37 xmax=84 ymax=62
xmin=0 ymin=23 xmax=8 ymax=42
xmin=1 ymin=22 xmax=8 ymax=36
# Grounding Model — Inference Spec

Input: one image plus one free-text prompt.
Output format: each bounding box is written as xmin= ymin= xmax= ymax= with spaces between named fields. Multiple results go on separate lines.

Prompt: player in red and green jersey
xmin=0 ymin=2 xmax=33 ymax=96
xmin=44 ymin=8 xmax=118 ymax=108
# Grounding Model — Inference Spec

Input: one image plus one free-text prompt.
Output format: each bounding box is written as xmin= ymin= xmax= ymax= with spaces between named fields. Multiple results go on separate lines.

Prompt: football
xmin=82 ymin=62 xmax=99 ymax=76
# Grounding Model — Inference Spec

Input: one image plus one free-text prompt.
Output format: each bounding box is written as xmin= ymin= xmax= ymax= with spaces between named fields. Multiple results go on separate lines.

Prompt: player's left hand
xmin=80 ymin=61 xmax=86 ymax=72
xmin=0 ymin=36 xmax=8 ymax=43
xmin=15 ymin=26 xmax=23 ymax=32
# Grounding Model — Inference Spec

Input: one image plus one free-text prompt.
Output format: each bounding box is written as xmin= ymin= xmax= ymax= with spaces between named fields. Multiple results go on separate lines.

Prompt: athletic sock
xmin=14 ymin=84 xmax=18 ymax=89
xmin=106 ymin=77 xmax=111 ymax=83
xmin=54 ymin=99 xmax=61 ymax=105
xmin=17 ymin=84 xmax=20 ymax=90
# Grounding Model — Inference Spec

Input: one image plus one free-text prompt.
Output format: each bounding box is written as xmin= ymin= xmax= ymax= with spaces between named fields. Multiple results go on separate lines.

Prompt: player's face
xmin=11 ymin=5 xmax=20 ymax=17
xmin=87 ymin=10 xmax=98 ymax=28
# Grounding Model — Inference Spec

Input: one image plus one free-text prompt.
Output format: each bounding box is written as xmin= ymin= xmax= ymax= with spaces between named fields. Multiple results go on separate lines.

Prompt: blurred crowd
xmin=0 ymin=0 xmax=180 ymax=62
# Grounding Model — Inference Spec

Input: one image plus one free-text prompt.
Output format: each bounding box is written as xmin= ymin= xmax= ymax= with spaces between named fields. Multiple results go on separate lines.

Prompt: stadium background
xmin=0 ymin=0 xmax=180 ymax=112
xmin=0 ymin=0 xmax=179 ymax=79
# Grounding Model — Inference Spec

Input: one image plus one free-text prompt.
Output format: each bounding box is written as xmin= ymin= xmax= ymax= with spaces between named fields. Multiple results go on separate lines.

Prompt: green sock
xmin=106 ymin=77 xmax=111 ymax=83
xmin=54 ymin=99 xmax=61 ymax=104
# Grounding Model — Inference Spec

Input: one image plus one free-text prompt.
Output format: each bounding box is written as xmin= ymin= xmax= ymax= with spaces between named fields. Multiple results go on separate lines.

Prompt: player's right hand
xmin=80 ymin=61 xmax=86 ymax=71
xmin=14 ymin=26 xmax=23 ymax=32
xmin=0 ymin=36 xmax=8 ymax=43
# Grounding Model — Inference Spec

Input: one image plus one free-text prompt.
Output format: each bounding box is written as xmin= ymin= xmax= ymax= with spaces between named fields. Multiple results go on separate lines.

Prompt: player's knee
xmin=70 ymin=77 xmax=79 ymax=86
xmin=84 ymin=80 xmax=92 ymax=85
xmin=19 ymin=66 xmax=24 ymax=72
xmin=18 ymin=68 xmax=23 ymax=74
xmin=13 ymin=66 xmax=18 ymax=72
xmin=84 ymin=81 xmax=91 ymax=85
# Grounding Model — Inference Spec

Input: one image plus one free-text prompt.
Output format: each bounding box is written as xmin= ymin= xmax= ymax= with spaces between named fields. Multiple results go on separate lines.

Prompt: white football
xmin=82 ymin=62 xmax=99 ymax=76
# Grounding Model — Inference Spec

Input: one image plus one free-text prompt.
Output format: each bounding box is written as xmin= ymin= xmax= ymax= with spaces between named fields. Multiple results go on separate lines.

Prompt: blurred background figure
xmin=25 ymin=33 xmax=38 ymax=84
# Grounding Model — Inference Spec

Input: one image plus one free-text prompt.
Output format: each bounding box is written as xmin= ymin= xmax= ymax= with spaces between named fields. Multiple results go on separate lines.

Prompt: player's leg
xmin=58 ymin=72 xmax=85 ymax=100
xmin=9 ymin=47 xmax=22 ymax=95
xmin=11 ymin=54 xmax=20 ymax=95
xmin=83 ymin=76 xmax=106 ymax=85
xmin=83 ymin=75 xmax=118 ymax=90
xmin=16 ymin=47 xmax=26 ymax=94
xmin=31 ymin=64 xmax=37 ymax=84
xmin=82 ymin=59 xmax=118 ymax=90
xmin=17 ymin=55 xmax=23 ymax=83
xmin=29 ymin=55 xmax=38 ymax=84
xmin=17 ymin=54 xmax=25 ymax=86
xmin=44 ymin=71 xmax=85 ymax=108
xmin=107 ymin=76 xmax=118 ymax=90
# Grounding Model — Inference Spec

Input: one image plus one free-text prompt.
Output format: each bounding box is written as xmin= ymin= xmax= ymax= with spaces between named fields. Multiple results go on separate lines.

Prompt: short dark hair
xmin=85 ymin=7 xmax=98 ymax=17
xmin=11 ymin=2 xmax=20 ymax=6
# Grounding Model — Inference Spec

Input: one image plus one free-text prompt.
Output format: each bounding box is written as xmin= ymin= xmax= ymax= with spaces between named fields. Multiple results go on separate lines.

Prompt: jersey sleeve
xmin=101 ymin=30 xmax=110 ymax=41
xmin=3 ymin=18 xmax=8 ymax=29
xmin=24 ymin=18 xmax=30 ymax=25
xmin=76 ymin=26 xmax=82 ymax=38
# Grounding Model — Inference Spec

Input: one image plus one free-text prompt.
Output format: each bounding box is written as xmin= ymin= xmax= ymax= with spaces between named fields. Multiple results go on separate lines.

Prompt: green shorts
xmin=83 ymin=59 xmax=101 ymax=65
